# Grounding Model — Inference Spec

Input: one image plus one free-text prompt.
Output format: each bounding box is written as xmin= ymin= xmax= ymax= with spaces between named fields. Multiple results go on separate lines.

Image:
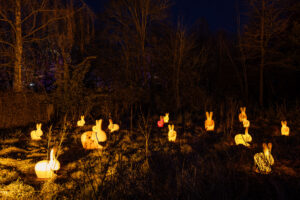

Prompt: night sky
xmin=86 ymin=0 xmax=238 ymax=32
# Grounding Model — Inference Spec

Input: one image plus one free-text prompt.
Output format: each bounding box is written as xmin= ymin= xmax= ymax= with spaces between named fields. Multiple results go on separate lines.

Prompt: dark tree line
xmin=0 ymin=0 xmax=299 ymax=119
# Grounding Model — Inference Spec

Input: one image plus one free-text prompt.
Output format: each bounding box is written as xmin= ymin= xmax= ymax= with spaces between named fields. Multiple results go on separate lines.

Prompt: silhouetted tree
xmin=241 ymin=0 xmax=288 ymax=106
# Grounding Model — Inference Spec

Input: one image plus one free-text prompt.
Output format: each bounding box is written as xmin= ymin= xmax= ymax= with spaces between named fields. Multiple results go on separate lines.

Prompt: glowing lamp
xmin=31 ymin=123 xmax=43 ymax=140
xmin=157 ymin=116 xmax=164 ymax=127
xmin=35 ymin=148 xmax=60 ymax=179
xmin=234 ymin=127 xmax=252 ymax=147
xmin=163 ymin=113 xmax=169 ymax=123
xmin=281 ymin=121 xmax=289 ymax=136
xmin=108 ymin=119 xmax=120 ymax=133
xmin=205 ymin=112 xmax=215 ymax=131
xmin=168 ymin=124 xmax=176 ymax=142
xmin=254 ymin=143 xmax=274 ymax=174
xmin=77 ymin=115 xmax=85 ymax=127
xmin=239 ymin=107 xmax=247 ymax=122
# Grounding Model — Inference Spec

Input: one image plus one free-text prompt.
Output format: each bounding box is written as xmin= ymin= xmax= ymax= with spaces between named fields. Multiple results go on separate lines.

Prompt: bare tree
xmin=241 ymin=0 xmax=288 ymax=106
xmin=0 ymin=0 xmax=93 ymax=92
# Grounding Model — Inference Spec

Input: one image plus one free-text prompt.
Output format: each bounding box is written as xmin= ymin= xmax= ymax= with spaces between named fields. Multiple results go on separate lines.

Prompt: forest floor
xmin=0 ymin=114 xmax=299 ymax=199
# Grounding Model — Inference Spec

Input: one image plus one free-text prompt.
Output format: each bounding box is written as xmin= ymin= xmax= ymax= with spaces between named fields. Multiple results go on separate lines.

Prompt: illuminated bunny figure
xmin=31 ymin=123 xmax=43 ymax=140
xmin=243 ymin=119 xmax=250 ymax=128
xmin=81 ymin=119 xmax=107 ymax=150
xmin=108 ymin=119 xmax=120 ymax=133
xmin=254 ymin=143 xmax=274 ymax=174
xmin=77 ymin=115 xmax=85 ymax=127
xmin=205 ymin=112 xmax=215 ymax=131
xmin=168 ymin=124 xmax=177 ymax=142
xmin=281 ymin=121 xmax=289 ymax=136
xmin=35 ymin=148 xmax=60 ymax=179
xmin=163 ymin=113 xmax=169 ymax=123
xmin=234 ymin=127 xmax=252 ymax=147
xmin=157 ymin=116 xmax=164 ymax=127
xmin=239 ymin=107 xmax=247 ymax=122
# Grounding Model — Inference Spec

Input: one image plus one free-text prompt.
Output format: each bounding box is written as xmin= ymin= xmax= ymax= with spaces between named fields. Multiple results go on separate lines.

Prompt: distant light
xmin=29 ymin=83 xmax=35 ymax=87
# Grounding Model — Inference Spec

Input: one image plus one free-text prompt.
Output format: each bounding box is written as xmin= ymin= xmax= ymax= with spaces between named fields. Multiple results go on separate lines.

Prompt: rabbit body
xmin=234 ymin=127 xmax=252 ymax=146
xmin=205 ymin=112 xmax=215 ymax=131
xmin=31 ymin=123 xmax=43 ymax=140
xmin=168 ymin=124 xmax=177 ymax=142
xmin=163 ymin=113 xmax=169 ymax=123
xmin=35 ymin=149 xmax=60 ymax=179
xmin=108 ymin=119 xmax=120 ymax=133
xmin=81 ymin=119 xmax=107 ymax=149
xmin=281 ymin=121 xmax=289 ymax=136
xmin=254 ymin=143 xmax=274 ymax=174
xmin=77 ymin=115 xmax=85 ymax=127
xmin=157 ymin=116 xmax=164 ymax=127
xmin=239 ymin=107 xmax=247 ymax=122
xmin=243 ymin=119 xmax=250 ymax=128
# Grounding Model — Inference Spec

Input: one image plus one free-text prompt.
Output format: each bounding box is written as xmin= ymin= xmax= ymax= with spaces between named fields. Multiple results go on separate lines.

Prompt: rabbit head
xmin=36 ymin=123 xmax=42 ymax=130
xmin=92 ymin=119 xmax=102 ymax=132
xmin=263 ymin=143 xmax=272 ymax=156
xmin=281 ymin=121 xmax=287 ymax=126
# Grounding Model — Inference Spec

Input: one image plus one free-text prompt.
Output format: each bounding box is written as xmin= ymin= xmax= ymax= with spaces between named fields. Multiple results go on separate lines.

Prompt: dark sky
xmin=86 ymin=0 xmax=238 ymax=32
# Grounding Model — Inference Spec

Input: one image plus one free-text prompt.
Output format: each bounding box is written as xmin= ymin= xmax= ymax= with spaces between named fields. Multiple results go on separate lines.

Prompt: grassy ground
xmin=0 ymin=107 xmax=299 ymax=199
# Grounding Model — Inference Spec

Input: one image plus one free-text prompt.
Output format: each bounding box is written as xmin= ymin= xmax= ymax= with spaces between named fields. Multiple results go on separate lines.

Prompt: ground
xmin=0 ymin=113 xmax=299 ymax=199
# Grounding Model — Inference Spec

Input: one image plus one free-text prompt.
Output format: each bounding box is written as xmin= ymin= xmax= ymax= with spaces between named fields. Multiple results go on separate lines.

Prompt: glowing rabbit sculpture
xmin=163 ymin=113 xmax=169 ymax=123
xmin=35 ymin=148 xmax=60 ymax=179
xmin=77 ymin=115 xmax=85 ymax=127
xmin=205 ymin=112 xmax=215 ymax=131
xmin=108 ymin=119 xmax=120 ymax=133
xmin=243 ymin=119 xmax=250 ymax=128
xmin=234 ymin=127 xmax=252 ymax=147
xmin=281 ymin=121 xmax=289 ymax=136
xmin=81 ymin=119 xmax=107 ymax=150
xmin=31 ymin=123 xmax=43 ymax=140
xmin=157 ymin=116 xmax=164 ymax=127
xmin=239 ymin=107 xmax=247 ymax=122
xmin=168 ymin=124 xmax=177 ymax=142
xmin=254 ymin=143 xmax=274 ymax=174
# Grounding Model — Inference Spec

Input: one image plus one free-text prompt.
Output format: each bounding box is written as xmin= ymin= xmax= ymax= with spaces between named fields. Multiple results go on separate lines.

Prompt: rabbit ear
xmin=168 ymin=124 xmax=171 ymax=130
xmin=268 ymin=143 xmax=272 ymax=151
xmin=244 ymin=107 xmax=246 ymax=112
xmin=240 ymin=107 xmax=243 ymax=112
xmin=206 ymin=112 xmax=209 ymax=118
xmin=210 ymin=112 xmax=213 ymax=118
xmin=109 ymin=119 xmax=112 ymax=123
xmin=172 ymin=124 xmax=174 ymax=130
xmin=262 ymin=143 xmax=267 ymax=150
xmin=81 ymin=115 xmax=84 ymax=119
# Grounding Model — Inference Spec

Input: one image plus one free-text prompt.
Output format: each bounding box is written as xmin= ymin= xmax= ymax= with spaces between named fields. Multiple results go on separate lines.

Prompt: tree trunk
xmin=259 ymin=0 xmax=265 ymax=107
xmin=14 ymin=0 xmax=23 ymax=92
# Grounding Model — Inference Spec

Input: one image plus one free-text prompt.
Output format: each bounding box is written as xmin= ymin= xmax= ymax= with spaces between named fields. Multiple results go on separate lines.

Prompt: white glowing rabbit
xmin=254 ymin=143 xmax=274 ymax=174
xmin=77 ymin=115 xmax=85 ymax=127
xmin=108 ymin=119 xmax=119 ymax=133
xmin=163 ymin=113 xmax=169 ymax=123
xmin=234 ymin=127 xmax=252 ymax=147
xmin=31 ymin=123 xmax=43 ymax=140
xmin=35 ymin=148 xmax=60 ymax=179
xmin=168 ymin=124 xmax=177 ymax=142
xmin=281 ymin=121 xmax=289 ymax=136
xmin=205 ymin=112 xmax=215 ymax=131
xmin=81 ymin=119 xmax=107 ymax=150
